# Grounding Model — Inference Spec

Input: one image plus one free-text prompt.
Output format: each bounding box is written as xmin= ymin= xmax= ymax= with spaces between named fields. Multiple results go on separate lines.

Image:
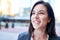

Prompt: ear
xmin=48 ymin=18 xmax=51 ymax=23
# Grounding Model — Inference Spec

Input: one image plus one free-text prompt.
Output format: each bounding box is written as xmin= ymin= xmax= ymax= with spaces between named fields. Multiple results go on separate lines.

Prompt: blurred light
xmin=55 ymin=0 xmax=60 ymax=21
xmin=10 ymin=0 xmax=20 ymax=14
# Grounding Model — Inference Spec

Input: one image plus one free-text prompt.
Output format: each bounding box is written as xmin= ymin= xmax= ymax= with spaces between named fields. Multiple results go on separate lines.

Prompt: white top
xmin=31 ymin=34 xmax=49 ymax=40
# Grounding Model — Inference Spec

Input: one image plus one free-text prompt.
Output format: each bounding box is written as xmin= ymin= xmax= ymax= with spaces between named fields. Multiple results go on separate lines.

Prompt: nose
xmin=35 ymin=13 xmax=39 ymax=19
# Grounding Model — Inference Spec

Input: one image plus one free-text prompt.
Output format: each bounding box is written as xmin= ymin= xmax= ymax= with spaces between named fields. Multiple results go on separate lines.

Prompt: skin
xmin=31 ymin=4 xmax=50 ymax=40
xmin=31 ymin=4 xmax=50 ymax=30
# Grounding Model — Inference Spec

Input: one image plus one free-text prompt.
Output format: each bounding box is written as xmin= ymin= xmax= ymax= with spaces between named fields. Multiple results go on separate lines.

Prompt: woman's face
xmin=31 ymin=4 xmax=50 ymax=30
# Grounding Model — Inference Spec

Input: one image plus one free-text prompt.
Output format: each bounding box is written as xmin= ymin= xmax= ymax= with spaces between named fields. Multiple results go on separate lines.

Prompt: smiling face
xmin=31 ymin=4 xmax=50 ymax=30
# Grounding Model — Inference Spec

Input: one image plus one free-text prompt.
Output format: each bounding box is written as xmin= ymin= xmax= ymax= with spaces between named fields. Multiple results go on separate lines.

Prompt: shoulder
xmin=49 ymin=35 xmax=60 ymax=40
xmin=54 ymin=36 xmax=60 ymax=40
xmin=18 ymin=32 xmax=29 ymax=37
xmin=17 ymin=32 xmax=30 ymax=40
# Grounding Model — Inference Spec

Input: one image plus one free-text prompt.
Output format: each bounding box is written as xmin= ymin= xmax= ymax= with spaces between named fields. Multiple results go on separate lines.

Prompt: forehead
xmin=33 ymin=4 xmax=47 ymax=12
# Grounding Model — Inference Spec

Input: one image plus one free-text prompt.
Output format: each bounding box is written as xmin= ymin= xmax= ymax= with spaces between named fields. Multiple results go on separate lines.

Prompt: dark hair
xmin=29 ymin=1 xmax=56 ymax=37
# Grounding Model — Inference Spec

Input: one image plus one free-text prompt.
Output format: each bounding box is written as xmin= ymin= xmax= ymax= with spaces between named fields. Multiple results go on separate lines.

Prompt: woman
xmin=17 ymin=1 xmax=60 ymax=40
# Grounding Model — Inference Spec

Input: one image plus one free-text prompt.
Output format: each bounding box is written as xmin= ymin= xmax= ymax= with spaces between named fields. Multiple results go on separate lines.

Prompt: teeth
xmin=34 ymin=21 xmax=40 ymax=24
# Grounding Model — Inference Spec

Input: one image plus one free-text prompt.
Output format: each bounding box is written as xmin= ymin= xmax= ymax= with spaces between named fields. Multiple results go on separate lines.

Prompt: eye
xmin=39 ymin=10 xmax=45 ymax=15
xmin=32 ymin=12 xmax=35 ymax=15
xmin=39 ymin=12 xmax=44 ymax=14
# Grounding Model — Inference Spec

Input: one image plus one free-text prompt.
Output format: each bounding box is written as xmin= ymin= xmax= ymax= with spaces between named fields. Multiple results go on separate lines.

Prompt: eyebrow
xmin=39 ymin=10 xmax=45 ymax=12
xmin=32 ymin=10 xmax=46 ymax=13
xmin=33 ymin=10 xmax=45 ymax=12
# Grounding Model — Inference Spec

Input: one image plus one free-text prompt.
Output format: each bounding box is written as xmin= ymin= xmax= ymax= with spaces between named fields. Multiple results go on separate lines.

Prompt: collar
xmin=30 ymin=33 xmax=49 ymax=40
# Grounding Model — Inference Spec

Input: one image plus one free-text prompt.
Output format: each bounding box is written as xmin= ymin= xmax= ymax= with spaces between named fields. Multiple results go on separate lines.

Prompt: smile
xmin=33 ymin=20 xmax=41 ymax=24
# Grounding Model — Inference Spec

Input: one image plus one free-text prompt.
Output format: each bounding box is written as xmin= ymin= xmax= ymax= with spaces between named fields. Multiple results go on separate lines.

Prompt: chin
xmin=33 ymin=27 xmax=40 ymax=29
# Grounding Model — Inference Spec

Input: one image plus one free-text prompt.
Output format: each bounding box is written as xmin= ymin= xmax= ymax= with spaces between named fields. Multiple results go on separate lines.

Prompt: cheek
xmin=40 ymin=16 xmax=49 ymax=23
xmin=31 ymin=16 xmax=34 ymax=21
xmin=31 ymin=16 xmax=33 ymax=24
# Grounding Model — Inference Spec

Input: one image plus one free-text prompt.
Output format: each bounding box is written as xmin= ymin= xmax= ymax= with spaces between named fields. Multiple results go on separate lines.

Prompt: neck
xmin=33 ymin=28 xmax=47 ymax=39
xmin=34 ymin=28 xmax=46 ymax=35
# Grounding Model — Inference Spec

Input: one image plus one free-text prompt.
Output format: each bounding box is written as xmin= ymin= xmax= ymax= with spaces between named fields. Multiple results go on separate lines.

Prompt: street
xmin=0 ymin=25 xmax=60 ymax=40
xmin=0 ymin=27 xmax=28 ymax=40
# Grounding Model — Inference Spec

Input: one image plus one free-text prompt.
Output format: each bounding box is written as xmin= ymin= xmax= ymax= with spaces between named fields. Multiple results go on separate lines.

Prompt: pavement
xmin=0 ymin=25 xmax=60 ymax=40
xmin=0 ymin=27 xmax=28 ymax=40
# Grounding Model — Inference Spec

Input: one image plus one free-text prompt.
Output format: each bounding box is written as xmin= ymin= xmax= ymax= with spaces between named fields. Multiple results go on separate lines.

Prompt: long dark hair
xmin=29 ymin=1 xmax=56 ymax=37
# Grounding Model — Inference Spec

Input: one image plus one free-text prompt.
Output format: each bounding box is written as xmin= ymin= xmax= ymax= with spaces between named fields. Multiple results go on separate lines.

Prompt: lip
xmin=33 ymin=19 xmax=41 ymax=24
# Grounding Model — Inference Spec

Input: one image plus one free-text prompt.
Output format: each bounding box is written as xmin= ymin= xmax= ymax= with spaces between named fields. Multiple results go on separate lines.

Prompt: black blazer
xmin=17 ymin=32 xmax=60 ymax=40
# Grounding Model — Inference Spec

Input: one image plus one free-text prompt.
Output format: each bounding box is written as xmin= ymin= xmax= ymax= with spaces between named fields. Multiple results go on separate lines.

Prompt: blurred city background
xmin=0 ymin=0 xmax=60 ymax=40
